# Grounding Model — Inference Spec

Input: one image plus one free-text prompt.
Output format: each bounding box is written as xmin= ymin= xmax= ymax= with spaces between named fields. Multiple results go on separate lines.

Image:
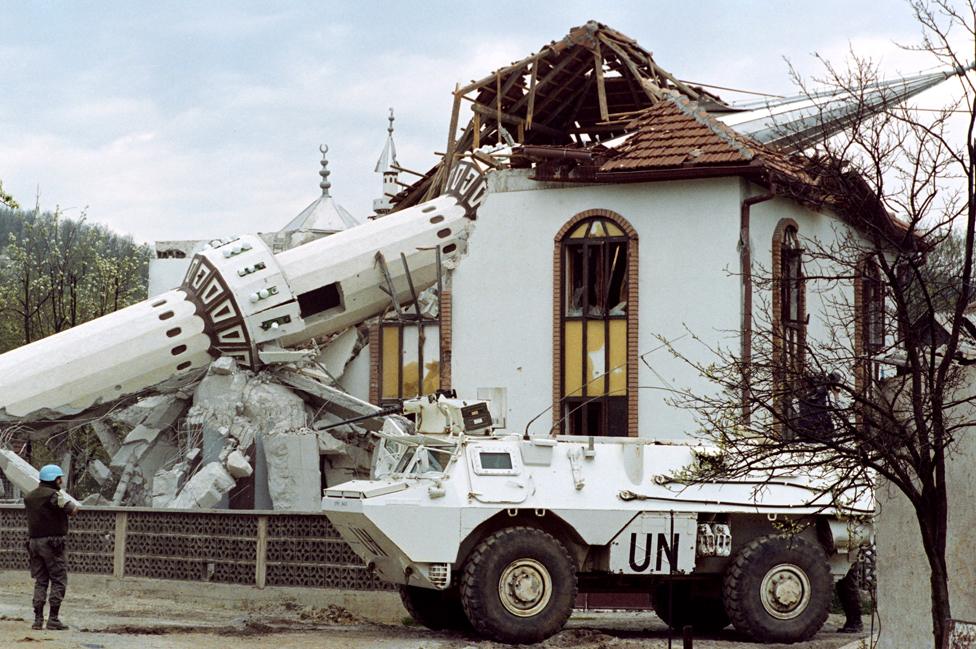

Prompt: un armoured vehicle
xmin=322 ymin=395 xmax=872 ymax=645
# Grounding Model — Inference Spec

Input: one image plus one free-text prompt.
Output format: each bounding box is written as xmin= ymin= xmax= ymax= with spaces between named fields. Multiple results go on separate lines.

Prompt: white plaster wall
xmin=451 ymin=171 xmax=741 ymax=438
xmin=450 ymin=170 xmax=862 ymax=439
xmin=748 ymin=192 xmax=860 ymax=361
xmin=875 ymin=367 xmax=976 ymax=648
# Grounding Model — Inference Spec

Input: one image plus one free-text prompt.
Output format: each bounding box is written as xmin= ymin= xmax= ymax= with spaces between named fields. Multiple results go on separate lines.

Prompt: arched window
xmin=772 ymin=220 xmax=806 ymax=432
xmin=554 ymin=211 xmax=638 ymax=436
xmin=859 ymin=256 xmax=885 ymax=387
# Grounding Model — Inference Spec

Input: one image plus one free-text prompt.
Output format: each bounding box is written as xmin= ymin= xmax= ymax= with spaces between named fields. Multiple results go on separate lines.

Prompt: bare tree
xmin=663 ymin=3 xmax=976 ymax=647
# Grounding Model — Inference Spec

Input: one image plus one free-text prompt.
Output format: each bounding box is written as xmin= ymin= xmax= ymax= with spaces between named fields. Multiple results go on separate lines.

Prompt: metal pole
xmin=667 ymin=509 xmax=675 ymax=649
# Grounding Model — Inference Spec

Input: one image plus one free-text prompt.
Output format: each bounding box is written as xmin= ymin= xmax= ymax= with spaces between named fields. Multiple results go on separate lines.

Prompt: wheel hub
xmin=759 ymin=563 xmax=811 ymax=620
xmin=498 ymin=558 xmax=552 ymax=617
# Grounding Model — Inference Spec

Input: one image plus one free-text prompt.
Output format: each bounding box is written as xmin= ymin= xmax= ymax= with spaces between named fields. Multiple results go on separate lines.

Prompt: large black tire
xmin=723 ymin=534 xmax=832 ymax=643
xmin=398 ymin=584 xmax=470 ymax=631
xmin=460 ymin=526 xmax=577 ymax=644
xmin=653 ymin=582 xmax=730 ymax=632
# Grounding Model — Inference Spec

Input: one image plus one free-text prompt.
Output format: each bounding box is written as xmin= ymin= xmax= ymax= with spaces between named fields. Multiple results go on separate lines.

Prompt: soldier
xmin=24 ymin=464 xmax=79 ymax=630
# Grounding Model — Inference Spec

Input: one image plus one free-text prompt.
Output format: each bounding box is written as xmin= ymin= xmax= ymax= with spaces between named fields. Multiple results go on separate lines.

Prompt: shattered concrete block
xmin=168 ymin=462 xmax=236 ymax=509
xmin=111 ymin=394 xmax=178 ymax=428
xmin=263 ymin=430 xmax=321 ymax=511
xmin=110 ymin=425 xmax=162 ymax=469
xmin=225 ymin=449 xmax=253 ymax=478
xmin=90 ymin=420 xmax=121 ymax=456
xmin=278 ymin=368 xmax=384 ymax=430
xmin=140 ymin=394 xmax=187 ymax=430
xmin=316 ymin=429 xmax=349 ymax=456
xmin=152 ymin=464 xmax=186 ymax=508
xmin=415 ymin=288 xmax=439 ymax=319
xmin=87 ymin=459 xmax=112 ymax=485
xmin=317 ymin=328 xmax=360 ymax=380
xmin=81 ymin=494 xmax=110 ymax=506
xmin=340 ymin=344 xmax=371 ymax=402
xmin=228 ymin=417 xmax=257 ymax=452
xmin=188 ymin=361 xmax=251 ymax=429
xmin=0 ymin=450 xmax=81 ymax=508
xmin=211 ymin=356 xmax=238 ymax=375
xmin=242 ymin=380 xmax=307 ymax=435
xmin=138 ymin=435 xmax=180 ymax=493
xmin=0 ymin=449 xmax=40 ymax=493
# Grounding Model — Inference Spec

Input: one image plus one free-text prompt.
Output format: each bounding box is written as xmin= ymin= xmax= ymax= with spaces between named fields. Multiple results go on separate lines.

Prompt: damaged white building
xmin=0 ymin=21 xmax=959 ymax=513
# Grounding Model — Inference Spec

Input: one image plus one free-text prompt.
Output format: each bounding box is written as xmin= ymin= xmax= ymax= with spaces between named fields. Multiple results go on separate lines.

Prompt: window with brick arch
xmin=773 ymin=222 xmax=806 ymax=432
xmin=861 ymin=257 xmax=885 ymax=385
xmin=559 ymin=217 xmax=631 ymax=436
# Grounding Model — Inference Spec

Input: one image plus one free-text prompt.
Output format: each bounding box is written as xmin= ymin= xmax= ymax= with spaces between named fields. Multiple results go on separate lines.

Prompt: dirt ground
xmin=0 ymin=573 xmax=874 ymax=649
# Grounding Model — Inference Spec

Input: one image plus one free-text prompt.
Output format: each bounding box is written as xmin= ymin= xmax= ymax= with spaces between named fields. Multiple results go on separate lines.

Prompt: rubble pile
xmin=1 ymin=326 xmax=404 ymax=511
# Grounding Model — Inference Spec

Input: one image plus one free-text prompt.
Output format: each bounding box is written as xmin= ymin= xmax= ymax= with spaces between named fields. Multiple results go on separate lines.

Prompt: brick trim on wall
xmin=553 ymin=209 xmax=639 ymax=437
xmin=368 ymin=323 xmax=380 ymax=405
xmin=439 ymin=286 xmax=453 ymax=391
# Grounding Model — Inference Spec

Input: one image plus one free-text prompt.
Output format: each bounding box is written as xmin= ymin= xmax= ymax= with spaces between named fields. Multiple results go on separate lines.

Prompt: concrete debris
xmin=111 ymin=462 xmax=137 ymax=505
xmin=0 ymin=449 xmax=81 ymax=509
xmin=111 ymin=394 xmax=180 ymax=428
xmin=151 ymin=466 xmax=184 ymax=508
xmin=89 ymin=420 xmax=121 ymax=457
xmin=140 ymin=394 xmax=186 ymax=430
xmin=0 ymin=449 xmax=40 ymax=493
xmin=415 ymin=288 xmax=439 ymax=319
xmin=87 ymin=459 xmax=112 ymax=485
xmin=317 ymin=328 xmax=360 ymax=380
xmin=110 ymin=424 xmax=162 ymax=469
xmin=278 ymin=368 xmax=385 ymax=430
xmin=81 ymin=493 xmax=110 ymax=506
xmin=168 ymin=461 xmax=235 ymax=509
xmin=263 ymin=429 xmax=321 ymax=511
xmin=187 ymin=359 xmax=251 ymax=430
xmin=242 ymin=379 xmax=308 ymax=435
xmin=341 ymin=343 xmax=371 ymax=401
xmin=226 ymin=449 xmax=253 ymax=478
xmin=4 ymin=346 xmax=398 ymax=511
xmin=210 ymin=356 xmax=238 ymax=375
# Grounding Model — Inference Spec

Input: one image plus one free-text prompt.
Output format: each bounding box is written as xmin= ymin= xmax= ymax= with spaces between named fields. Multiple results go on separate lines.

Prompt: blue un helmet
xmin=39 ymin=464 xmax=64 ymax=482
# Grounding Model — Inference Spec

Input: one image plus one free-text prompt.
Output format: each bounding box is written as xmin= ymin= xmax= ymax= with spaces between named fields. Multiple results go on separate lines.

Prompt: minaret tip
xmin=319 ymin=144 xmax=332 ymax=197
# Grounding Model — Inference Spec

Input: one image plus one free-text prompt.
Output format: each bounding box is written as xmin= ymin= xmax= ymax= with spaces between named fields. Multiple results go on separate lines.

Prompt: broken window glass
xmin=560 ymin=217 xmax=631 ymax=436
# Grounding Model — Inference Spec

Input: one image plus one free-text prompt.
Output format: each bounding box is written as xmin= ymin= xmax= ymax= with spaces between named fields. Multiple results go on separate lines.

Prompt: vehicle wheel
xmin=460 ymin=526 xmax=577 ymax=644
xmin=723 ymin=534 xmax=832 ymax=643
xmin=398 ymin=585 xmax=470 ymax=631
xmin=653 ymin=582 xmax=729 ymax=632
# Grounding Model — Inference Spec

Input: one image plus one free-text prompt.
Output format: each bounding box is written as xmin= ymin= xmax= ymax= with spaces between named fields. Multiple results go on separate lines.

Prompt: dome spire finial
xmin=318 ymin=144 xmax=331 ymax=197
xmin=387 ymin=107 xmax=395 ymax=135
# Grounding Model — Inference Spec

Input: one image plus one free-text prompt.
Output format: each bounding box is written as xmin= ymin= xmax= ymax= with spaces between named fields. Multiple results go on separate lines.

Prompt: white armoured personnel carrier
xmin=323 ymin=395 xmax=872 ymax=645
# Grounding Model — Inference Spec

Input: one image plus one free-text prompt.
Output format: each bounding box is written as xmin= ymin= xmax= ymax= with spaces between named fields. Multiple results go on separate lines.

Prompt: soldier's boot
xmin=31 ymin=606 xmax=43 ymax=630
xmin=46 ymin=606 xmax=67 ymax=631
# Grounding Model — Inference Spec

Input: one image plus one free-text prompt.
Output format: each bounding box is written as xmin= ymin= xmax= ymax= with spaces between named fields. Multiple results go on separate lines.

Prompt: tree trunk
xmin=916 ymin=493 xmax=952 ymax=649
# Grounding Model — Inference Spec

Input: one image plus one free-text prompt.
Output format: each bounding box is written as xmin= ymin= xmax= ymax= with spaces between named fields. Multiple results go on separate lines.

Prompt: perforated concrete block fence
xmin=0 ymin=505 xmax=389 ymax=591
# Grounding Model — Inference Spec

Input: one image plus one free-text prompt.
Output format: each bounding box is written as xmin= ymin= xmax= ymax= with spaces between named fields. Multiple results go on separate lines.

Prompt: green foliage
xmin=0 ymin=180 xmax=17 ymax=210
xmin=0 ymin=205 xmax=150 ymax=352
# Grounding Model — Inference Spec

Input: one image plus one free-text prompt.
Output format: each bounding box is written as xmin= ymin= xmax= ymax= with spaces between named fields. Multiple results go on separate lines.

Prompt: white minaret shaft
xmin=373 ymin=108 xmax=400 ymax=216
xmin=0 ymin=160 xmax=486 ymax=421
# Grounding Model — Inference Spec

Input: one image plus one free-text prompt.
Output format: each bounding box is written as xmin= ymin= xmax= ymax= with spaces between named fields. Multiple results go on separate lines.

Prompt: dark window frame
xmin=560 ymin=218 xmax=629 ymax=436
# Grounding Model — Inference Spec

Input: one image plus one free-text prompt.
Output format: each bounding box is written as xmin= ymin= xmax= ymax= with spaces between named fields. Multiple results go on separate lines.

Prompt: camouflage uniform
xmin=24 ymin=484 xmax=76 ymax=627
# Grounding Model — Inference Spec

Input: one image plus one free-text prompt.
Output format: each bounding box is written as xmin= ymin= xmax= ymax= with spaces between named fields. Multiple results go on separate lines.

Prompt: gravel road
xmin=0 ymin=572 xmax=873 ymax=649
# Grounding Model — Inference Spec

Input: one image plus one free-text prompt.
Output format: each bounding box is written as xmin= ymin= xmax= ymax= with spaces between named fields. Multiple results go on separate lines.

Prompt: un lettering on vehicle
xmin=608 ymin=512 xmax=698 ymax=574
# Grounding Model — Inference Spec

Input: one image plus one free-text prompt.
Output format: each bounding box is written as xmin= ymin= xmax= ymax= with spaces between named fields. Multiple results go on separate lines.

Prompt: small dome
xmin=281 ymin=144 xmax=361 ymax=237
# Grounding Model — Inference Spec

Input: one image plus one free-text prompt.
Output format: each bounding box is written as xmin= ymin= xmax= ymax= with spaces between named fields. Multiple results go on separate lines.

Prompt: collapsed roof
xmin=518 ymin=94 xmax=917 ymax=248
xmin=391 ymin=20 xmax=725 ymax=210
xmin=392 ymin=19 xmax=969 ymax=245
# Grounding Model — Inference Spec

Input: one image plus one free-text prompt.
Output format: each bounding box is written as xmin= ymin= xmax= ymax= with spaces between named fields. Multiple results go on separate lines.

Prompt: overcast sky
xmin=0 ymin=1 xmax=964 ymax=243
